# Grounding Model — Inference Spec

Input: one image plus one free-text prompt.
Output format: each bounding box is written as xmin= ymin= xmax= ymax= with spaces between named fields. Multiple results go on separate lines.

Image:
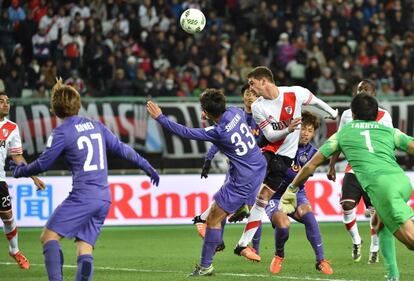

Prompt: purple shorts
xmin=46 ymin=196 xmax=110 ymax=246
xmin=214 ymin=169 xmax=264 ymax=214
xmin=265 ymin=188 xmax=309 ymax=220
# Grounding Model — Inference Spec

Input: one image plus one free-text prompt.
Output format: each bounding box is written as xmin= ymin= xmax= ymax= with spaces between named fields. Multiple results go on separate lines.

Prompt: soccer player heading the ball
xmin=147 ymin=89 xmax=266 ymax=276
xmin=10 ymin=78 xmax=159 ymax=281
xmin=280 ymin=93 xmax=414 ymax=281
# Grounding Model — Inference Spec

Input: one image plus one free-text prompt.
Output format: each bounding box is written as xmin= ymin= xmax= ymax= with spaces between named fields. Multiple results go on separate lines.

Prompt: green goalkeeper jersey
xmin=319 ymin=120 xmax=414 ymax=190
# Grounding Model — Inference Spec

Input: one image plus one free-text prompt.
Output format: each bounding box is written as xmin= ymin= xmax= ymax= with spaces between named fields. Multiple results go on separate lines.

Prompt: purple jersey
xmin=27 ymin=116 xmax=153 ymax=201
xmin=205 ymin=109 xmax=263 ymax=161
xmin=157 ymin=107 xmax=266 ymax=186
xmin=273 ymin=142 xmax=317 ymax=199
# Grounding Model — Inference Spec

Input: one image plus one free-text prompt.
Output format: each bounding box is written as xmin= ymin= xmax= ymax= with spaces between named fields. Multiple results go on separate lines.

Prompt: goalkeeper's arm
xmin=280 ymin=151 xmax=327 ymax=214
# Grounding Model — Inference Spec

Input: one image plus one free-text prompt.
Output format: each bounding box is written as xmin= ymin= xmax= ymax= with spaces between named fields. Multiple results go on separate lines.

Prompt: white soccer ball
xmin=180 ymin=8 xmax=206 ymax=34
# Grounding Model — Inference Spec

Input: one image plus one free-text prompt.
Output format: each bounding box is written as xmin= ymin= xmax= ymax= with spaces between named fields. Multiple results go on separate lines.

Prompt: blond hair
xmin=50 ymin=78 xmax=81 ymax=118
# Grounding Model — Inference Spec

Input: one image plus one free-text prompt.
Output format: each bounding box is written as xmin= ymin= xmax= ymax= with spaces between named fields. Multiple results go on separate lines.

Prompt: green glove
xmin=279 ymin=184 xmax=299 ymax=214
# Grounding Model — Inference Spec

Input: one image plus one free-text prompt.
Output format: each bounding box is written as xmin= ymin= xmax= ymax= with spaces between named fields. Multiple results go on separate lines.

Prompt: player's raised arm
xmin=11 ymin=154 xmax=46 ymax=190
xmin=10 ymin=130 xmax=65 ymax=178
xmin=298 ymin=87 xmax=338 ymax=119
xmin=101 ymin=124 xmax=159 ymax=186
xmin=147 ymin=100 xmax=219 ymax=142
xmin=393 ymin=129 xmax=414 ymax=156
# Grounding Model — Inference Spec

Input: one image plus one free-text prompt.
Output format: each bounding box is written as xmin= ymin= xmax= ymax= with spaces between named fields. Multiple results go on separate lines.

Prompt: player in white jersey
xmin=327 ymin=79 xmax=393 ymax=264
xmin=0 ymin=92 xmax=45 ymax=269
xmin=234 ymin=66 xmax=338 ymax=260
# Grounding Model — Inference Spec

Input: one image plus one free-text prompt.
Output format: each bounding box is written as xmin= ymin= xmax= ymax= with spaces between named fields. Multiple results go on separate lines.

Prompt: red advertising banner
xmin=9 ymin=173 xmax=414 ymax=227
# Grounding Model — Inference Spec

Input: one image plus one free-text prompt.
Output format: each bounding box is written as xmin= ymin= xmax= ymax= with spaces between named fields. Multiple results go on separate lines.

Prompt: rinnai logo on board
xmin=7 ymin=173 xmax=414 ymax=227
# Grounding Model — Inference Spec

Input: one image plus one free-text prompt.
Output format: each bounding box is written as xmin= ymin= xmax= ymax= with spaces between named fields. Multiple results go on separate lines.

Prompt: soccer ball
xmin=180 ymin=8 xmax=206 ymax=34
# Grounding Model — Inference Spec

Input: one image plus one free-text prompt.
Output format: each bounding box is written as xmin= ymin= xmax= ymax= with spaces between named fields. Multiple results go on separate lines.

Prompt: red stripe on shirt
xmin=262 ymin=92 xmax=296 ymax=153
xmin=259 ymin=120 xmax=269 ymax=129
xmin=376 ymin=110 xmax=385 ymax=121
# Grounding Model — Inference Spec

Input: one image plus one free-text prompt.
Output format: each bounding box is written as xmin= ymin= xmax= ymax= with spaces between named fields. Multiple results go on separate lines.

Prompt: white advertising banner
xmin=8 ymin=173 xmax=414 ymax=227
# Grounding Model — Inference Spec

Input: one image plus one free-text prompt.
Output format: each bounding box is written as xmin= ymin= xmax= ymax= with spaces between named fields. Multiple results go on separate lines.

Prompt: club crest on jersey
xmin=2 ymin=129 xmax=9 ymax=138
xmin=285 ymin=106 xmax=293 ymax=115
xmin=299 ymin=154 xmax=308 ymax=163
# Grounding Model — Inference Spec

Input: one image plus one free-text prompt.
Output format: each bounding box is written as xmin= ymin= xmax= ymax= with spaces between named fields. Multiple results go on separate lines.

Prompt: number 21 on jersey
xmin=77 ymin=133 xmax=104 ymax=171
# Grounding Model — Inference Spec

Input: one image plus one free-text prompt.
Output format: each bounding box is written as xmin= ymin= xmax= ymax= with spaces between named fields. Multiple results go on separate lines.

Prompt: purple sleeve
xmin=19 ymin=129 xmax=66 ymax=176
xmin=156 ymin=115 xmax=219 ymax=142
xmin=205 ymin=144 xmax=219 ymax=161
xmin=102 ymin=124 xmax=153 ymax=170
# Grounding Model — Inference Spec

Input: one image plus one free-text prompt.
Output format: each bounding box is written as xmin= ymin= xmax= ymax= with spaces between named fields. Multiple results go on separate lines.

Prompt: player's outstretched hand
xmin=279 ymin=185 xmax=298 ymax=214
xmin=288 ymin=117 xmax=302 ymax=133
xmin=327 ymin=166 xmax=336 ymax=182
xmin=143 ymin=165 xmax=160 ymax=186
xmin=200 ymin=159 xmax=211 ymax=179
xmin=146 ymin=101 xmax=162 ymax=119
xmin=325 ymin=109 xmax=339 ymax=120
xmin=31 ymin=176 xmax=46 ymax=191
xmin=9 ymin=160 xmax=26 ymax=178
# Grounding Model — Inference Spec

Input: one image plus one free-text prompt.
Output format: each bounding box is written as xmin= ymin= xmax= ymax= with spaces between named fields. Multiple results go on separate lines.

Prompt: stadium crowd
xmin=0 ymin=0 xmax=413 ymax=98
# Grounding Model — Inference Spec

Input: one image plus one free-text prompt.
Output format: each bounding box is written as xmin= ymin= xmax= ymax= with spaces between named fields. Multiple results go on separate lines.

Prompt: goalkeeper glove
xmin=200 ymin=159 xmax=211 ymax=179
xmin=279 ymin=184 xmax=299 ymax=214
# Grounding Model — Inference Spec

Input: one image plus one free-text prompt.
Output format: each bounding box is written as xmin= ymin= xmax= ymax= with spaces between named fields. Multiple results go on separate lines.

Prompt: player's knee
xmin=341 ymin=201 xmax=356 ymax=211
xmin=296 ymin=204 xmax=312 ymax=219
xmin=272 ymin=212 xmax=290 ymax=228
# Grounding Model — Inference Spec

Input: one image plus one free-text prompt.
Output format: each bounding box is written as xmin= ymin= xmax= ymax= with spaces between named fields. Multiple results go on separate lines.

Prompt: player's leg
xmin=340 ymin=173 xmax=363 ymax=262
xmin=236 ymin=153 xmax=289 ymax=250
xmin=74 ymin=200 xmax=111 ymax=281
xmin=362 ymin=190 xmax=380 ymax=263
xmin=375 ymin=222 xmax=400 ymax=280
xmin=0 ymin=182 xmax=29 ymax=269
xmin=236 ymin=184 xmax=273 ymax=248
xmin=192 ymin=202 xmax=212 ymax=238
xmin=41 ymin=228 xmax=64 ymax=281
xmin=75 ymin=241 xmax=94 ymax=281
xmin=252 ymin=222 xmax=262 ymax=254
xmin=366 ymin=174 xmax=413 ymax=280
xmin=190 ymin=202 xmax=228 ymax=276
xmin=295 ymin=202 xmax=333 ymax=275
xmin=270 ymin=210 xmax=290 ymax=274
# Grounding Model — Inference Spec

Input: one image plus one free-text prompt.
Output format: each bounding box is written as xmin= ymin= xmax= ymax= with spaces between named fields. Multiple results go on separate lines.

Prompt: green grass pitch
xmin=0 ymin=222 xmax=413 ymax=280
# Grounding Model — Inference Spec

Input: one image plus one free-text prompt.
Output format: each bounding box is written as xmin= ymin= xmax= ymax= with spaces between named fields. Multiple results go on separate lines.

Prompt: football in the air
xmin=180 ymin=8 xmax=206 ymax=34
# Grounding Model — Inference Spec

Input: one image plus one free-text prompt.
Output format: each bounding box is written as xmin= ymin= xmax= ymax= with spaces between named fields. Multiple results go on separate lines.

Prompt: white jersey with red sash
xmin=251 ymin=86 xmax=314 ymax=159
xmin=339 ymin=108 xmax=393 ymax=173
xmin=0 ymin=119 xmax=23 ymax=181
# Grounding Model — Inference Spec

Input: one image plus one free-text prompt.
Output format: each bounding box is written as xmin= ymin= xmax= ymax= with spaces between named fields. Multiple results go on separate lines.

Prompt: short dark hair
xmin=0 ymin=91 xmax=7 ymax=97
xmin=302 ymin=110 xmax=320 ymax=130
xmin=247 ymin=66 xmax=275 ymax=83
xmin=351 ymin=93 xmax=378 ymax=121
xmin=240 ymin=84 xmax=249 ymax=96
xmin=200 ymin=88 xmax=226 ymax=118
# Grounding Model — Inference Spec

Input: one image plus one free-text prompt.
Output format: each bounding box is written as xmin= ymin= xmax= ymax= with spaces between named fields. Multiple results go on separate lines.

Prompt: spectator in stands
xmin=5 ymin=68 xmax=23 ymax=97
xmin=317 ymin=67 xmax=336 ymax=96
xmin=0 ymin=0 xmax=412 ymax=98
xmin=8 ymin=0 xmax=25 ymax=30
xmin=32 ymin=27 xmax=51 ymax=65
